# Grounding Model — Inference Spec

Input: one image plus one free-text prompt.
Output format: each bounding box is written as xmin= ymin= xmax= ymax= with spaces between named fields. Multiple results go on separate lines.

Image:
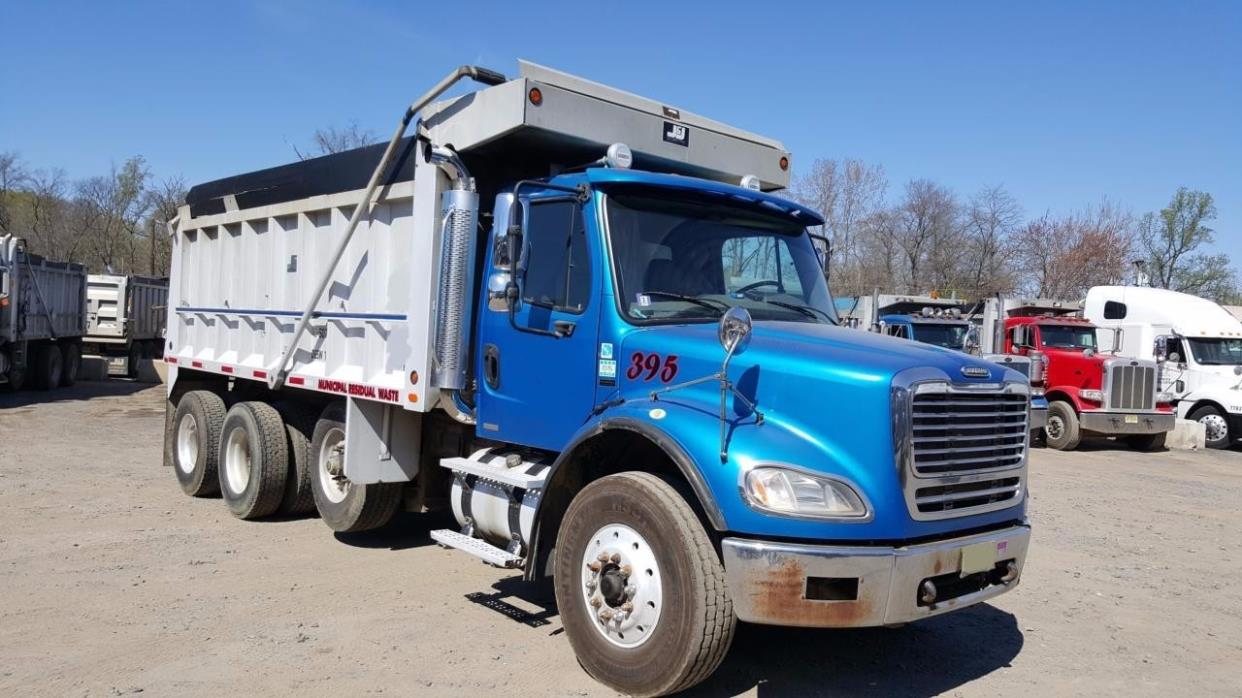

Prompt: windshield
xmin=604 ymin=189 xmax=837 ymax=325
xmin=1187 ymin=337 xmax=1242 ymax=365
xmin=912 ymin=322 xmax=970 ymax=349
xmin=1039 ymin=324 xmax=1097 ymax=350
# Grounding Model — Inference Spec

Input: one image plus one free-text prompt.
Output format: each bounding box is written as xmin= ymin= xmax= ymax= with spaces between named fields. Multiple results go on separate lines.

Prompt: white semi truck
xmin=163 ymin=62 xmax=1033 ymax=695
xmin=0 ymin=234 xmax=87 ymax=390
xmin=1085 ymin=285 xmax=1242 ymax=448
xmin=84 ymin=273 xmax=169 ymax=377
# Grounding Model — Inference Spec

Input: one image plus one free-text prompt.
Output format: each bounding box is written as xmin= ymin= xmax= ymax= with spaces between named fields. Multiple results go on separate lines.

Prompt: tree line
xmin=788 ymin=158 xmax=1235 ymax=303
xmin=0 ymin=152 xmax=185 ymax=277
xmin=1 ymin=144 xmax=1234 ymax=305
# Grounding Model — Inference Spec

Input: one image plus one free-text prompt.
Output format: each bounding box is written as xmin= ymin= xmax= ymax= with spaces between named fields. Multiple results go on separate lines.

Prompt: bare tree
xmin=294 ymin=121 xmax=377 ymax=160
xmin=0 ymin=151 xmax=27 ymax=235
xmin=1138 ymin=188 xmax=1234 ymax=300
xmin=788 ymin=158 xmax=887 ymax=294
xmin=893 ymin=179 xmax=960 ymax=293
xmin=962 ymin=185 xmax=1022 ymax=295
xmin=76 ymin=157 xmax=151 ymax=273
xmin=1014 ymin=202 xmax=1133 ymax=299
xmin=142 ymin=176 xmax=187 ymax=276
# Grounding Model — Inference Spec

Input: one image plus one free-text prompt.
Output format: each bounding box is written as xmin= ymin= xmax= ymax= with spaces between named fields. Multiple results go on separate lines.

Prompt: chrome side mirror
xmin=718 ymin=307 xmax=753 ymax=358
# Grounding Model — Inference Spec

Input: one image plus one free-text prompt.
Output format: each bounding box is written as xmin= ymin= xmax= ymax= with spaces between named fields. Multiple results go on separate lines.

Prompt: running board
xmin=430 ymin=529 xmax=523 ymax=568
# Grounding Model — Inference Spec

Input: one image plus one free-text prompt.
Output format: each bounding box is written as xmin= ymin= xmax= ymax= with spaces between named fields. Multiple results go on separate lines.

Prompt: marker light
xmin=779 ymin=156 xmax=790 ymax=171
xmin=528 ymin=87 xmax=543 ymax=106
xmin=604 ymin=143 xmax=633 ymax=169
xmin=1080 ymin=389 xmax=1105 ymax=402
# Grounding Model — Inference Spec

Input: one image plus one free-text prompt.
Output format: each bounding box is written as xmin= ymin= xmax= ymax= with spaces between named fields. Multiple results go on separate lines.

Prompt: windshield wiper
xmin=641 ymin=291 xmax=729 ymax=315
xmin=756 ymin=298 xmax=835 ymax=323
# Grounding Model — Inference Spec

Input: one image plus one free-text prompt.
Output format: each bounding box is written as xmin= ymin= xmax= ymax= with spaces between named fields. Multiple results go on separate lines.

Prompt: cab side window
xmin=521 ymin=199 xmax=590 ymax=314
xmin=885 ymin=324 xmax=908 ymax=339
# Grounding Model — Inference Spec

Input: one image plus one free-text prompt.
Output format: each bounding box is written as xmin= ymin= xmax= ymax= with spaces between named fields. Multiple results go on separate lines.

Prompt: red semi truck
xmin=983 ymin=298 xmax=1174 ymax=450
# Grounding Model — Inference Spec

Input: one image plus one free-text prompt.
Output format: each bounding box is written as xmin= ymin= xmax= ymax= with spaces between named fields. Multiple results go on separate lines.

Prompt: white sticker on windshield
xmin=636 ymin=294 xmax=651 ymax=307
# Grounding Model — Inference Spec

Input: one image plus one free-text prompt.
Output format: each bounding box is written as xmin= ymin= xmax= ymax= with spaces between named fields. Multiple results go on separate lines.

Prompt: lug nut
xmin=624 ymin=585 xmax=637 ymax=598
xmin=599 ymin=609 xmax=614 ymax=621
xmin=586 ymin=579 xmax=597 ymax=591
xmin=621 ymin=601 xmax=634 ymax=613
xmin=620 ymin=565 xmax=632 ymax=578
xmin=590 ymin=597 xmax=602 ymax=608
xmin=587 ymin=561 xmax=602 ymax=572
xmin=597 ymin=553 xmax=609 ymax=563
xmin=610 ymin=553 xmax=622 ymax=564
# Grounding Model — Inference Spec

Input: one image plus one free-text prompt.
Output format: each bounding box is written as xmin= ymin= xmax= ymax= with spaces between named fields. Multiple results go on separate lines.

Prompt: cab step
xmin=438 ymin=455 xmax=548 ymax=490
xmin=430 ymin=529 xmax=523 ymax=568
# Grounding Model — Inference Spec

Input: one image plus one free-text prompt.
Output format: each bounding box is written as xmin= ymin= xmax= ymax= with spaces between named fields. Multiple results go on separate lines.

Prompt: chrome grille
xmin=1106 ymin=361 xmax=1156 ymax=411
xmin=915 ymin=477 xmax=1022 ymax=515
xmin=911 ymin=392 xmax=1028 ymax=476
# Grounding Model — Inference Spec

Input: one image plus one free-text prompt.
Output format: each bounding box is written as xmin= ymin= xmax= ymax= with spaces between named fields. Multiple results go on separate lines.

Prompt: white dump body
xmin=87 ymin=274 xmax=169 ymax=345
xmin=0 ymin=235 xmax=87 ymax=344
xmin=167 ymin=60 xmax=793 ymax=411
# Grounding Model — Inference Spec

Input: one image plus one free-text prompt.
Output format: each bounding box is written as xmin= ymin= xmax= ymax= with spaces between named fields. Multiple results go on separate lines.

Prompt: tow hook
xmin=1000 ymin=561 xmax=1019 ymax=583
xmin=920 ymin=580 xmax=937 ymax=605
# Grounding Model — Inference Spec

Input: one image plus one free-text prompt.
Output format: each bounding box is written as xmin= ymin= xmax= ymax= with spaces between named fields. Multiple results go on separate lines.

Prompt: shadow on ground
xmin=687 ymin=604 xmax=1023 ymax=697
xmin=333 ymin=510 xmax=456 ymax=551
xmin=0 ymin=378 xmax=154 ymax=411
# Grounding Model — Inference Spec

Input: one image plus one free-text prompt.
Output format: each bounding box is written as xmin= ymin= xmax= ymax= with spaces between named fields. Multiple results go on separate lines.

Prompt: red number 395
xmin=626 ymin=352 xmax=679 ymax=383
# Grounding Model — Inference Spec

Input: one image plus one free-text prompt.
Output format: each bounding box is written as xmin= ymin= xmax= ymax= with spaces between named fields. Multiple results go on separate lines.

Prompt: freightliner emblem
xmin=961 ymin=366 xmax=991 ymax=379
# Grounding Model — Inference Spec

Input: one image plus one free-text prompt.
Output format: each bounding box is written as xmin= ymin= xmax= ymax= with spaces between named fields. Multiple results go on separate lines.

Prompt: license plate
xmin=1125 ymin=414 xmax=1139 ymax=424
xmin=960 ymin=541 xmax=997 ymax=576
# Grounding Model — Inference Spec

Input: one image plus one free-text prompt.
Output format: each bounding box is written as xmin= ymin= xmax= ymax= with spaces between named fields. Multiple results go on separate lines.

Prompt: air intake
xmin=432 ymin=186 xmax=480 ymax=390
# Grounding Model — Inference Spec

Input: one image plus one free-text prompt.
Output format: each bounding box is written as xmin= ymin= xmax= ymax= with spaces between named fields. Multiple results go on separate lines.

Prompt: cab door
xmin=475 ymin=190 xmax=601 ymax=450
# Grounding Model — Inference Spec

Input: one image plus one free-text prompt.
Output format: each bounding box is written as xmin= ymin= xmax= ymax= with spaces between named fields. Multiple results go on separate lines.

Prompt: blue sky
xmin=2 ymin=1 xmax=1238 ymax=260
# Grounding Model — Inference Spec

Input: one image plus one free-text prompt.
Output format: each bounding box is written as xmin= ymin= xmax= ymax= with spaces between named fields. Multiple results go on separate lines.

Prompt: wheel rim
xmin=223 ymin=426 xmax=252 ymax=495
xmin=318 ymin=427 xmax=349 ymax=504
xmin=1200 ymin=414 xmax=1228 ymax=443
xmin=1047 ymin=415 xmax=1064 ymax=441
xmin=176 ymin=414 xmax=199 ymax=474
xmin=579 ymin=523 xmax=663 ymax=649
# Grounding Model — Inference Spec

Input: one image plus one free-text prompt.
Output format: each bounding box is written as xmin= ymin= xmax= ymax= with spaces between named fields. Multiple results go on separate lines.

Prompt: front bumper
xmin=721 ymin=523 xmax=1030 ymax=628
xmin=1080 ymin=411 xmax=1174 ymax=436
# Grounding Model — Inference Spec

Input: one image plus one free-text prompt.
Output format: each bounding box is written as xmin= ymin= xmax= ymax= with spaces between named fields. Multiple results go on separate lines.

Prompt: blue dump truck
xmin=163 ymin=62 xmax=1032 ymax=696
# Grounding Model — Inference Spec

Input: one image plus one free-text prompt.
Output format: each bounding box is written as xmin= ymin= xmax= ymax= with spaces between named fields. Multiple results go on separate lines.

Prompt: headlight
xmin=1080 ymin=389 xmax=1104 ymax=402
xmin=1156 ymin=392 xmax=1174 ymax=404
xmin=743 ymin=467 xmax=869 ymax=520
xmin=1031 ymin=387 xmax=1045 ymax=396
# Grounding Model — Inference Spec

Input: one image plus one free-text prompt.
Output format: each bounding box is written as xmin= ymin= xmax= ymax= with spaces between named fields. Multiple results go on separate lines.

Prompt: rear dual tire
xmin=218 ymin=401 xmax=289 ymax=520
xmin=31 ymin=344 xmax=63 ymax=391
xmin=172 ymin=390 xmax=227 ymax=496
xmin=310 ymin=403 xmax=401 ymax=533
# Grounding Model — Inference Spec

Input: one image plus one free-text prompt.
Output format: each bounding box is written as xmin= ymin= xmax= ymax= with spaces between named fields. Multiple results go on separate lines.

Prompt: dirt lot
xmin=2 ymin=381 xmax=1240 ymax=697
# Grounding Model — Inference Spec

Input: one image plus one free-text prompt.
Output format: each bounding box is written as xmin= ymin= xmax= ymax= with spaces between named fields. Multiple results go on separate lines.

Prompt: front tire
xmin=310 ymin=403 xmax=401 ymax=532
xmin=1045 ymin=400 xmax=1082 ymax=451
xmin=219 ymin=401 xmax=289 ymax=520
xmin=554 ymin=472 xmax=735 ymax=697
xmin=171 ymin=390 xmax=227 ymax=496
xmin=1189 ymin=405 xmax=1231 ymax=449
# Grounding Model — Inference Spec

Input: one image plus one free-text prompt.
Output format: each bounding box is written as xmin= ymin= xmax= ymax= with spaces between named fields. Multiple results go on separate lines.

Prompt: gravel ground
xmin=1 ymin=381 xmax=1240 ymax=697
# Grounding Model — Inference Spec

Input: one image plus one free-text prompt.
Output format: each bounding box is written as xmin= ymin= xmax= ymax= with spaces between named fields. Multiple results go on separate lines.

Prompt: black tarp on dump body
xmin=185 ymin=137 xmax=420 ymax=218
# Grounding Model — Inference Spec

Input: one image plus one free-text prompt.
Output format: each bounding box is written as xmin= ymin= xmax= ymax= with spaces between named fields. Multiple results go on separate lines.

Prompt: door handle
xmin=483 ymin=344 xmax=501 ymax=389
xmin=554 ymin=320 xmax=576 ymax=337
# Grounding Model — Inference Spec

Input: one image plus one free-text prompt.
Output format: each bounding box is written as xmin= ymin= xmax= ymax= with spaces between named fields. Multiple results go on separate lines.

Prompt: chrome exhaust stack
xmin=430 ymin=147 xmax=479 ymax=395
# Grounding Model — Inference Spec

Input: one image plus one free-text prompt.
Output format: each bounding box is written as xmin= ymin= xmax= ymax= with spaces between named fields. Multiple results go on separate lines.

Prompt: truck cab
xmin=1085 ymin=285 xmax=1242 ymax=448
xmin=163 ymin=61 xmax=1033 ymax=696
xmin=1002 ymin=304 xmax=1174 ymax=450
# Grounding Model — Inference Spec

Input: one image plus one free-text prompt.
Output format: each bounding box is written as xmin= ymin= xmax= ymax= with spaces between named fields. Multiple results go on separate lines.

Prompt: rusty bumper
xmin=721 ymin=523 xmax=1031 ymax=628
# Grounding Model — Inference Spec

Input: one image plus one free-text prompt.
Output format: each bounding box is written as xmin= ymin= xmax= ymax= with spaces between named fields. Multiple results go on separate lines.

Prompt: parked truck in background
xmin=977 ymin=296 xmax=1173 ymax=451
xmin=842 ymin=293 xmax=1048 ymax=434
xmin=0 ymin=234 xmax=87 ymax=391
xmin=1085 ymin=285 xmax=1242 ymax=448
xmin=83 ymin=274 xmax=169 ymax=377
xmin=162 ymin=62 xmax=1032 ymax=696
